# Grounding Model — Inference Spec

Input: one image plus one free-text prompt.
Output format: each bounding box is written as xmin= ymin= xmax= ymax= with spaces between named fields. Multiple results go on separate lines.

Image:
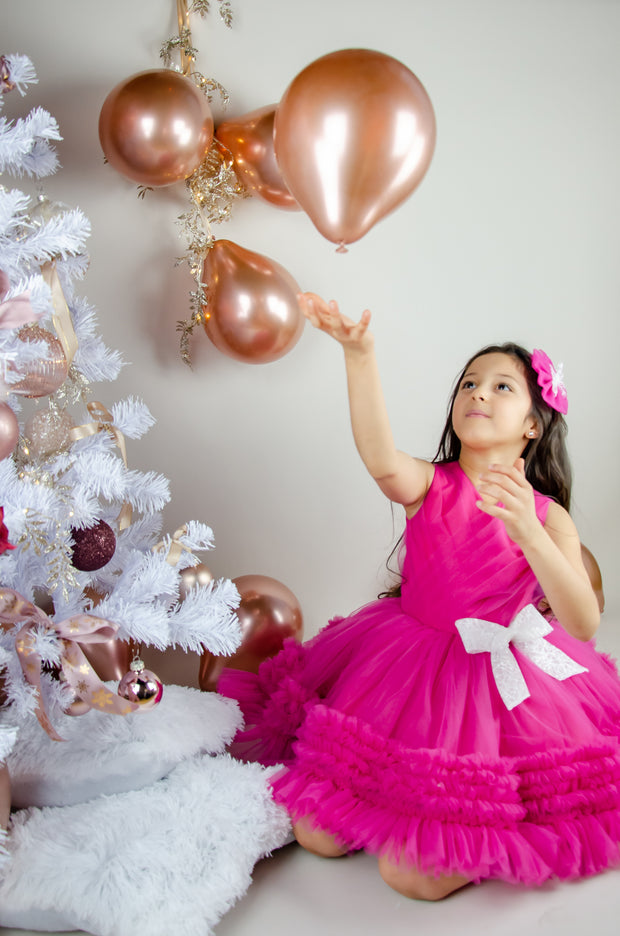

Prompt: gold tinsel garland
xmin=147 ymin=1 xmax=248 ymax=365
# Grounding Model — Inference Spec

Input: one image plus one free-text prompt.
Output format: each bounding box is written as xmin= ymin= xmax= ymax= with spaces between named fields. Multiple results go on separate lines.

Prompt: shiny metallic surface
xmin=99 ymin=69 xmax=214 ymax=187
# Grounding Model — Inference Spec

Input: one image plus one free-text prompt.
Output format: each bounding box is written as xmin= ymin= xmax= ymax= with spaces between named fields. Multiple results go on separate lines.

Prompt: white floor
xmin=1 ymin=615 xmax=619 ymax=936
xmin=1 ymin=845 xmax=619 ymax=936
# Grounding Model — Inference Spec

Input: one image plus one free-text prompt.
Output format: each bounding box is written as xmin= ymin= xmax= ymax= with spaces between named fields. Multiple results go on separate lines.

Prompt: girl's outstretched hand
xmin=298 ymin=292 xmax=373 ymax=353
xmin=475 ymin=458 xmax=541 ymax=546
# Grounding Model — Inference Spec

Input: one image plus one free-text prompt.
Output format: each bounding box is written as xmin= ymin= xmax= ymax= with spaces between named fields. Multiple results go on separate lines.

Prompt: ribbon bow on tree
xmin=0 ymin=588 xmax=139 ymax=741
xmin=455 ymin=604 xmax=587 ymax=710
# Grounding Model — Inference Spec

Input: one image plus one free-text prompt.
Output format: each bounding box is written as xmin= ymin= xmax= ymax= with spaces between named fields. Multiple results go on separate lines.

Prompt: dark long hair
xmin=380 ymin=342 xmax=571 ymax=598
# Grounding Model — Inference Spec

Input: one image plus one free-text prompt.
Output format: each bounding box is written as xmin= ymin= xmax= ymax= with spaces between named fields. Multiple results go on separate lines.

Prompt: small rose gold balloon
xmin=202 ymin=240 xmax=305 ymax=363
xmin=199 ymin=573 xmax=303 ymax=692
xmin=215 ymin=105 xmax=299 ymax=210
xmin=0 ymin=402 xmax=19 ymax=460
xmin=179 ymin=563 xmax=214 ymax=600
xmin=99 ymin=69 xmax=214 ymax=187
xmin=9 ymin=325 xmax=68 ymax=398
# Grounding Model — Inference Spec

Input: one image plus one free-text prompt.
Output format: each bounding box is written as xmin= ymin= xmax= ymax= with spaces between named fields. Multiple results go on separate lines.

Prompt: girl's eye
xmin=497 ymin=383 xmax=512 ymax=392
xmin=461 ymin=380 xmax=475 ymax=390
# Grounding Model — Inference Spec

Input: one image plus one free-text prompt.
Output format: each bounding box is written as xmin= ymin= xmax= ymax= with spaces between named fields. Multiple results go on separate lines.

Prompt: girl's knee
xmin=293 ymin=816 xmax=348 ymax=858
xmin=378 ymin=854 xmax=468 ymax=901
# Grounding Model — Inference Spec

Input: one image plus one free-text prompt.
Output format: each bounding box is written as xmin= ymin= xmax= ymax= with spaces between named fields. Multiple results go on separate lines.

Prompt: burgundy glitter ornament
xmin=117 ymin=658 xmax=163 ymax=709
xmin=70 ymin=520 xmax=116 ymax=571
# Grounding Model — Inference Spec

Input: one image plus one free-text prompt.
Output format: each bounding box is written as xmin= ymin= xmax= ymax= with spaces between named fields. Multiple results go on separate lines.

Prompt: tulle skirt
xmin=218 ymin=597 xmax=620 ymax=884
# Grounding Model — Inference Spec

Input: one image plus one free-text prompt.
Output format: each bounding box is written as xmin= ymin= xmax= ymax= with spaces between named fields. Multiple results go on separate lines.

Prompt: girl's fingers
xmin=297 ymin=292 xmax=371 ymax=344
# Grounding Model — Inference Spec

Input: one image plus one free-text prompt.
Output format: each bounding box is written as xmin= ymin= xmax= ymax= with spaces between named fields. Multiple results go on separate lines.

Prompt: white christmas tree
xmin=0 ymin=54 xmax=241 ymax=755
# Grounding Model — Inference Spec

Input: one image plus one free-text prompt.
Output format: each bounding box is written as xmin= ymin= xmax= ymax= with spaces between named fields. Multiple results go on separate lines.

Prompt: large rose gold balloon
xmin=274 ymin=48 xmax=436 ymax=249
xmin=215 ymin=105 xmax=299 ymax=210
xmin=202 ymin=240 xmax=304 ymax=363
xmin=99 ymin=69 xmax=214 ymax=187
xmin=199 ymin=574 xmax=303 ymax=692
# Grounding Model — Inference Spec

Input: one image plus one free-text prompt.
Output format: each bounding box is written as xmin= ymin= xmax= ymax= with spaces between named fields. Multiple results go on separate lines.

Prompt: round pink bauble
xmin=117 ymin=658 xmax=163 ymax=709
xmin=0 ymin=402 xmax=19 ymax=460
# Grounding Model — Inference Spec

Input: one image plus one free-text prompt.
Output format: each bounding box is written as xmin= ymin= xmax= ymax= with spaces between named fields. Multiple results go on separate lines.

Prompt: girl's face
xmin=451 ymin=352 xmax=538 ymax=453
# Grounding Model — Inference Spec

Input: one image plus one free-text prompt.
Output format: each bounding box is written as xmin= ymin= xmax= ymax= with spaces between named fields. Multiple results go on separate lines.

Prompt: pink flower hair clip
xmin=531 ymin=349 xmax=568 ymax=414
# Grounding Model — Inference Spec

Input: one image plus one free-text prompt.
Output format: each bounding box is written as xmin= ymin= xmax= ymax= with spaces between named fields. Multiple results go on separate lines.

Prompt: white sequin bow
xmin=455 ymin=604 xmax=588 ymax=710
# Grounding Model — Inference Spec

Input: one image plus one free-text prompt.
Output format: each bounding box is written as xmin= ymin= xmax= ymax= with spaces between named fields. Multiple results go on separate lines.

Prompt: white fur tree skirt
xmin=0 ymin=687 xmax=291 ymax=934
xmin=5 ymin=684 xmax=244 ymax=808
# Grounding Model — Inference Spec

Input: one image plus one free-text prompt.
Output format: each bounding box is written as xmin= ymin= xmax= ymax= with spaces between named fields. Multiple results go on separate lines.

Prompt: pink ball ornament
xmin=99 ymin=69 xmax=214 ymax=187
xmin=9 ymin=325 xmax=68 ymax=398
xmin=117 ymin=658 xmax=163 ymax=709
xmin=0 ymin=402 xmax=19 ymax=460
xmin=25 ymin=408 xmax=74 ymax=458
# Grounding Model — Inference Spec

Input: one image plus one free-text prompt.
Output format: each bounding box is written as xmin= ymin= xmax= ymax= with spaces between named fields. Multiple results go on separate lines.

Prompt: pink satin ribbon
xmin=0 ymin=588 xmax=139 ymax=741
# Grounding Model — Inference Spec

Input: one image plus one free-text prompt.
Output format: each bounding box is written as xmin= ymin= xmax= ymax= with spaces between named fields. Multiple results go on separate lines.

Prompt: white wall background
xmin=4 ymin=0 xmax=619 ymax=681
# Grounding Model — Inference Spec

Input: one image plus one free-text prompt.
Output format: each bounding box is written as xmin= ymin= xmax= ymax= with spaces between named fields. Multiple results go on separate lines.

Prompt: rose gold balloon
xmin=274 ymin=48 xmax=436 ymax=249
xmin=9 ymin=325 xmax=68 ymax=397
xmin=215 ymin=105 xmax=299 ymax=210
xmin=99 ymin=69 xmax=214 ymax=187
xmin=0 ymin=402 xmax=19 ymax=460
xmin=199 ymin=574 xmax=303 ymax=692
xmin=202 ymin=240 xmax=304 ymax=363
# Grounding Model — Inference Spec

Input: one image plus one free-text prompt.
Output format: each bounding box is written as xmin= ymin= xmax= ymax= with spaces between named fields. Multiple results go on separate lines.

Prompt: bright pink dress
xmin=218 ymin=462 xmax=620 ymax=884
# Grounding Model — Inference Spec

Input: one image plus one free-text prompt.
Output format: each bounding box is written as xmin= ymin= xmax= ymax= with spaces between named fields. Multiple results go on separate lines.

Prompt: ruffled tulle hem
xmin=217 ymin=641 xmax=319 ymax=767
xmin=269 ymin=703 xmax=620 ymax=884
xmin=217 ymin=633 xmax=620 ymax=884
xmin=273 ymin=767 xmax=620 ymax=885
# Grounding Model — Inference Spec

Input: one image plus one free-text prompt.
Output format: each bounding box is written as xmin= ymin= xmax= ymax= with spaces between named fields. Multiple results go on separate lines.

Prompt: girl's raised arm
xmin=300 ymin=292 xmax=433 ymax=512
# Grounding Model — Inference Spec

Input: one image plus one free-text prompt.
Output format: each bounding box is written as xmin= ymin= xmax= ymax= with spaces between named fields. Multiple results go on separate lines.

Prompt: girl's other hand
xmin=475 ymin=458 xmax=540 ymax=546
xmin=298 ymin=292 xmax=373 ymax=353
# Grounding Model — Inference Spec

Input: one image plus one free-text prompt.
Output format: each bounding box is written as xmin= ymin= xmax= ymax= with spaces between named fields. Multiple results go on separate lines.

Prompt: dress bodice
xmin=399 ymin=461 xmax=550 ymax=631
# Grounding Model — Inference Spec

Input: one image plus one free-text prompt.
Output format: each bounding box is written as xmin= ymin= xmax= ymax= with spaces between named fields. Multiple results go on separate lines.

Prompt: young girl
xmin=218 ymin=293 xmax=620 ymax=900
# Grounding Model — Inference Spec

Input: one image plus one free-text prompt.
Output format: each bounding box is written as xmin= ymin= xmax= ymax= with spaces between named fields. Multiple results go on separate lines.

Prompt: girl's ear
xmin=525 ymin=422 xmax=539 ymax=439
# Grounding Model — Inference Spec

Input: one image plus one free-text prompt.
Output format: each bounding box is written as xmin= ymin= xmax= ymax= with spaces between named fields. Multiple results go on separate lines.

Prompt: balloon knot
xmin=335 ymin=242 xmax=349 ymax=254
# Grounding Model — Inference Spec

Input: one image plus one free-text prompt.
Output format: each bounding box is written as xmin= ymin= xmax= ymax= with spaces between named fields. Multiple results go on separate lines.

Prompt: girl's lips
xmin=466 ymin=410 xmax=490 ymax=418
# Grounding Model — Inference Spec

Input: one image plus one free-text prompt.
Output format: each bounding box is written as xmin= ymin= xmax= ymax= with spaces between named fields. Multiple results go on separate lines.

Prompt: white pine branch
xmin=2 ymin=54 xmax=37 ymax=95
xmin=168 ymin=577 xmax=241 ymax=654
xmin=111 ymin=397 xmax=155 ymax=439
